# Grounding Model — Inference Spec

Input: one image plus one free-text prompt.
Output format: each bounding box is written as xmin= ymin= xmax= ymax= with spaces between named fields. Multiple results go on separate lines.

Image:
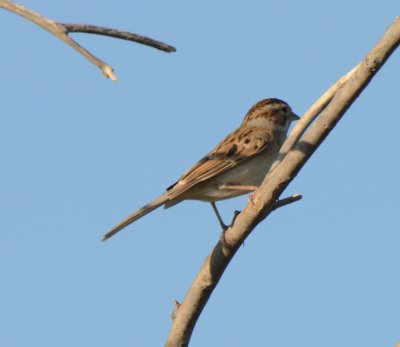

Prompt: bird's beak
xmin=290 ymin=112 xmax=300 ymax=121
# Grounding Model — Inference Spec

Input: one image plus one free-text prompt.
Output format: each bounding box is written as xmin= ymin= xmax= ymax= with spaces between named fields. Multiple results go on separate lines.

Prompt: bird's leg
xmin=220 ymin=183 xmax=258 ymax=192
xmin=210 ymin=202 xmax=232 ymax=246
xmin=211 ymin=202 xmax=241 ymax=248
xmin=210 ymin=201 xmax=228 ymax=230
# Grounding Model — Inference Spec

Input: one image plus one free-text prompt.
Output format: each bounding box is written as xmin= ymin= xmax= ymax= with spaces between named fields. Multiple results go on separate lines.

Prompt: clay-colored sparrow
xmin=103 ymin=98 xmax=299 ymax=241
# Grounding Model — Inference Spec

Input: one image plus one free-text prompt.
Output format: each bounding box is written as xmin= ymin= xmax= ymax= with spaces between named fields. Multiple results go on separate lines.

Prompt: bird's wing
xmin=166 ymin=126 xmax=274 ymax=199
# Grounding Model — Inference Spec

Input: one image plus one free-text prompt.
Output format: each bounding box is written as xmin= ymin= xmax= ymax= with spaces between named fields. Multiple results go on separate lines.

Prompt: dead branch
xmin=61 ymin=24 xmax=175 ymax=53
xmin=272 ymin=193 xmax=302 ymax=210
xmin=0 ymin=0 xmax=176 ymax=80
xmin=165 ymin=17 xmax=400 ymax=347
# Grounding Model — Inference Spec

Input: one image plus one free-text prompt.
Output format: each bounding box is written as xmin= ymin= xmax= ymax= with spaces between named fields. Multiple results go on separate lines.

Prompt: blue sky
xmin=1 ymin=1 xmax=399 ymax=346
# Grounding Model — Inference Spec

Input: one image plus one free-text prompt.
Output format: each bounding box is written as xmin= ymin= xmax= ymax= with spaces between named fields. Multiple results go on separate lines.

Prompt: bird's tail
xmin=102 ymin=193 xmax=169 ymax=241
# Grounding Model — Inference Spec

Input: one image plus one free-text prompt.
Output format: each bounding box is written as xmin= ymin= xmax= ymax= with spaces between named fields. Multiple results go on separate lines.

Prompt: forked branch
xmin=165 ymin=17 xmax=400 ymax=347
xmin=0 ymin=0 xmax=176 ymax=80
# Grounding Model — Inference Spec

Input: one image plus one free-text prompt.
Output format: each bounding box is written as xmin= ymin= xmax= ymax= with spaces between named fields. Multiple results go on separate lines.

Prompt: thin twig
xmin=272 ymin=193 xmax=302 ymax=210
xmin=0 ymin=0 xmax=176 ymax=80
xmin=62 ymin=24 xmax=176 ymax=53
xmin=165 ymin=17 xmax=400 ymax=347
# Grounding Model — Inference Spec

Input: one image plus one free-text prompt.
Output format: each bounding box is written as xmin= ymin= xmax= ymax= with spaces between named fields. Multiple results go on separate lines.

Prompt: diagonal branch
xmin=165 ymin=17 xmax=400 ymax=347
xmin=61 ymin=24 xmax=176 ymax=53
xmin=269 ymin=63 xmax=360 ymax=173
xmin=0 ymin=0 xmax=176 ymax=80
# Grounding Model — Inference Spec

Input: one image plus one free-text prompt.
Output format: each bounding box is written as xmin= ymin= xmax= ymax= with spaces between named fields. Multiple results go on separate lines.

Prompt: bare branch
xmin=165 ymin=17 xmax=400 ymax=347
xmin=269 ymin=63 xmax=360 ymax=173
xmin=0 ymin=0 xmax=176 ymax=80
xmin=61 ymin=24 xmax=176 ymax=53
xmin=272 ymin=193 xmax=302 ymax=210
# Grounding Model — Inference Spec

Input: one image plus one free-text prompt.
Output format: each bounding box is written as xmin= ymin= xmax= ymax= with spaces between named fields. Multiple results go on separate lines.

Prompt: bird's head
xmin=242 ymin=98 xmax=299 ymax=132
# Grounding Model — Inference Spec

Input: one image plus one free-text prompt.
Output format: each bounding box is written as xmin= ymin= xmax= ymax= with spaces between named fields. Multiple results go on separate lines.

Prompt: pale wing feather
xmin=166 ymin=127 xmax=273 ymax=200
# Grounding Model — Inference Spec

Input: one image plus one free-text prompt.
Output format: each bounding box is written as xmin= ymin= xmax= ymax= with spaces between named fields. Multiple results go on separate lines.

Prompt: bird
xmin=103 ymin=98 xmax=299 ymax=241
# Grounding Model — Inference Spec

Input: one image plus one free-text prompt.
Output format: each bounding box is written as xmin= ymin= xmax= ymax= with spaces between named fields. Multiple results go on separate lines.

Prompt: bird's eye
xmin=282 ymin=107 xmax=289 ymax=114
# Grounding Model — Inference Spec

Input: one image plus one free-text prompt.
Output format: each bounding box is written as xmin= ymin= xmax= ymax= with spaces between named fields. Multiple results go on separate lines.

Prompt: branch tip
xmin=272 ymin=194 xmax=303 ymax=211
xmin=101 ymin=65 xmax=117 ymax=81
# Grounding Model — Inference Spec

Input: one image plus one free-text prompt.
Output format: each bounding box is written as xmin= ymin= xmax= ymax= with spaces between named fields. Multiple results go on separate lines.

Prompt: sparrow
xmin=103 ymin=98 xmax=299 ymax=241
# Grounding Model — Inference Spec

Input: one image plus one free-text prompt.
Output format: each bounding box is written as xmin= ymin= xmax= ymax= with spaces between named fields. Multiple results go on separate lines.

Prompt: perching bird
xmin=103 ymin=98 xmax=299 ymax=241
